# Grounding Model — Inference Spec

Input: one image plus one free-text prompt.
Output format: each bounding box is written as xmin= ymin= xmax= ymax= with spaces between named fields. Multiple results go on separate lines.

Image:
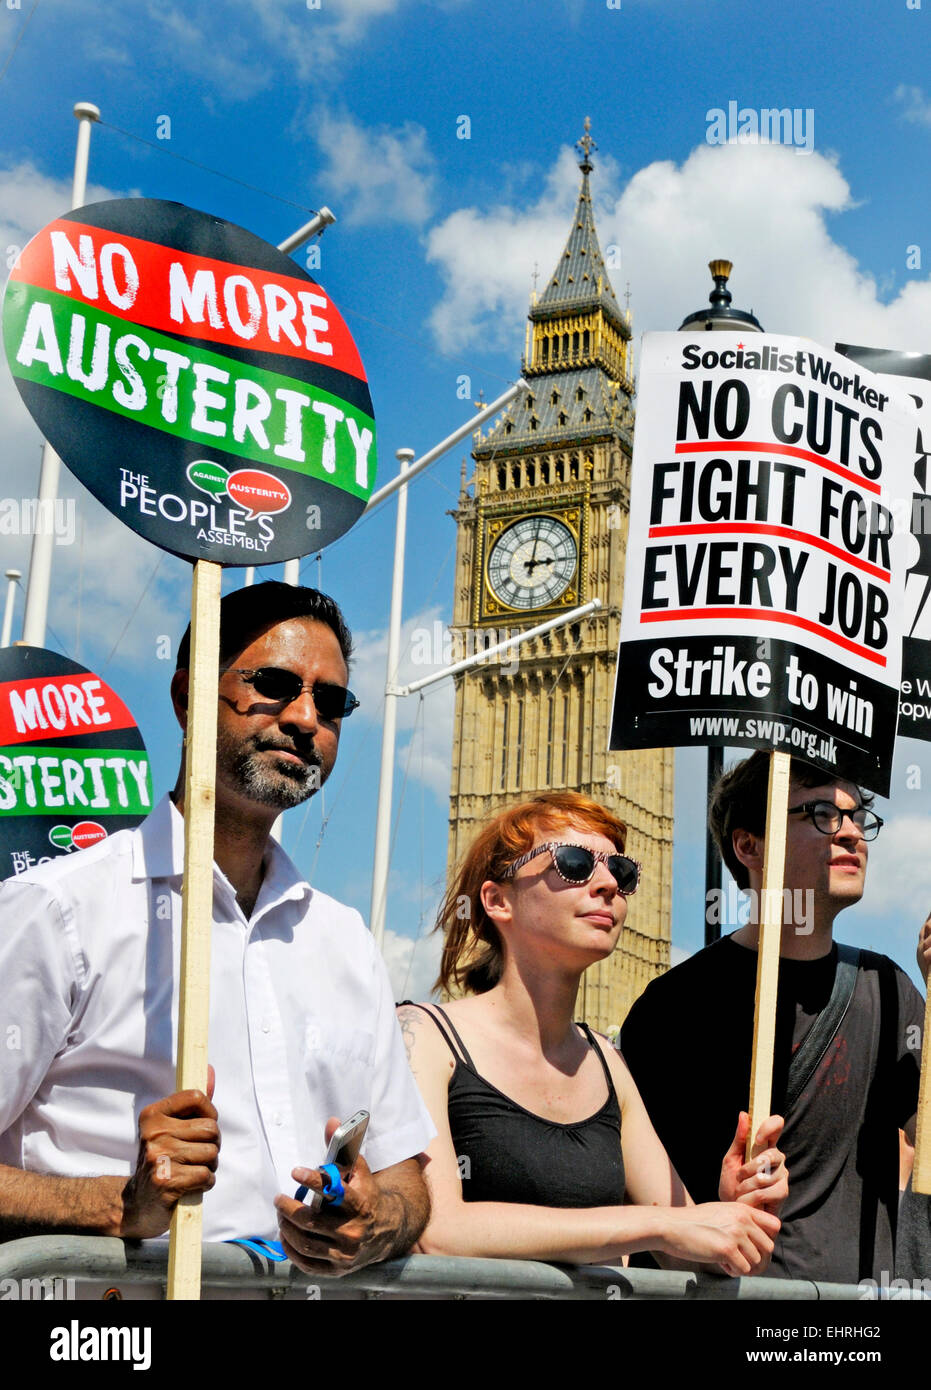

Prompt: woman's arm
xmin=603 ymin=1038 xmax=786 ymax=1269
xmin=396 ymin=1006 xmax=778 ymax=1275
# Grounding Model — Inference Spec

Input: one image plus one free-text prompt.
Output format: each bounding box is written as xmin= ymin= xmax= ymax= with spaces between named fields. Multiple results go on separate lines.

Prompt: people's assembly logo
xmin=187 ymin=460 xmax=292 ymax=520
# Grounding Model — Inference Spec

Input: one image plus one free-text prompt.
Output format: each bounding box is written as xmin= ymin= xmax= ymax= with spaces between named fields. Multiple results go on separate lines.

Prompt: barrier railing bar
xmin=0 ymin=1238 xmax=925 ymax=1300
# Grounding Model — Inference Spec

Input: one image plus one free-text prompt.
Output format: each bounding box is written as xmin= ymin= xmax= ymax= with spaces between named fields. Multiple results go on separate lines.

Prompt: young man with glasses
xmin=0 ymin=582 xmax=432 ymax=1277
xmin=620 ymin=751 xmax=925 ymax=1284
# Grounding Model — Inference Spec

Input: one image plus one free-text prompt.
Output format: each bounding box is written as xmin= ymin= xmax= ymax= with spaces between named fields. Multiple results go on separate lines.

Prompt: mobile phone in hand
xmin=295 ymin=1109 xmax=370 ymax=1212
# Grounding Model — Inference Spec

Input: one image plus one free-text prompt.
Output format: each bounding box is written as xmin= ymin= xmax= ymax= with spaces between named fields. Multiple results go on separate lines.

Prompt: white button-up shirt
xmin=0 ymin=795 xmax=433 ymax=1242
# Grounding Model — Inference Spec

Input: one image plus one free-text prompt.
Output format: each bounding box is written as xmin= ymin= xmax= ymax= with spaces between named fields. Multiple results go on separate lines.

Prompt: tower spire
xmin=576 ymin=115 xmax=596 ymax=173
xmin=533 ymin=120 xmax=622 ymax=326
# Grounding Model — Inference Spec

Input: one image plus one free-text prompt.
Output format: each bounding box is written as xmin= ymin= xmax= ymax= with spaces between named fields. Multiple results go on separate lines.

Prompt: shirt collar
xmin=132 ymin=793 xmax=183 ymax=880
xmin=255 ymin=829 xmax=312 ymax=914
xmin=131 ymin=793 xmax=312 ymax=913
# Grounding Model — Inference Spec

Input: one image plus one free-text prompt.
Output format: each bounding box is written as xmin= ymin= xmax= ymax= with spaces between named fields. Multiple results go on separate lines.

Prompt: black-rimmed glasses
xmin=230 ymin=667 xmax=359 ymax=719
xmin=787 ymin=800 xmax=883 ymax=841
xmin=503 ymin=842 xmax=641 ymax=895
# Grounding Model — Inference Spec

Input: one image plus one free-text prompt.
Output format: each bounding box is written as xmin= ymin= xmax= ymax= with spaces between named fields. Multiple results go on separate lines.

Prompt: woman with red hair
xmin=398 ymin=791 xmax=786 ymax=1274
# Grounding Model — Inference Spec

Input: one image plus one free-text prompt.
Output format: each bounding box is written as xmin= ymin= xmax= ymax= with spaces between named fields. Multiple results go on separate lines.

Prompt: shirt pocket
xmin=303 ymin=1022 xmax=375 ymax=1069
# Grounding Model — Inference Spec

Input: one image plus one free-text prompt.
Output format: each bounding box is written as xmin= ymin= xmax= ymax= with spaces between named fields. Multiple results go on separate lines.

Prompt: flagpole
xmin=370 ymin=450 xmax=412 ymax=946
xmin=22 ymin=102 xmax=100 ymax=649
xmin=1 ymin=571 xmax=21 ymax=648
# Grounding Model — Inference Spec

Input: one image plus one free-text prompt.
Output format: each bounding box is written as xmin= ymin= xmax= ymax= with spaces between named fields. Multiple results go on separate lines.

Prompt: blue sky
xmin=1 ymin=0 xmax=930 ymax=1000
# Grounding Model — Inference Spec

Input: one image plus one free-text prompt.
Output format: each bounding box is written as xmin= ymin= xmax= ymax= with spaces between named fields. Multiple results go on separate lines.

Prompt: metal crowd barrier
xmin=0 ymin=1236 xmax=926 ymax=1300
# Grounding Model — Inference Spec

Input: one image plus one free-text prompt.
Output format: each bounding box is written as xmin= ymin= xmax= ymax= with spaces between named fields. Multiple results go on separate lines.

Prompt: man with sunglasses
xmin=621 ymin=751 xmax=925 ymax=1285
xmin=0 ymin=582 xmax=433 ymax=1279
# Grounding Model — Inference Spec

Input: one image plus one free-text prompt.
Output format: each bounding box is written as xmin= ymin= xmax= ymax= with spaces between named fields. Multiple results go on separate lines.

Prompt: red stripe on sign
xmin=672 ymin=440 xmax=883 ymax=496
xmin=647 ymin=522 xmax=891 ymax=583
xmin=639 ymin=606 xmax=888 ymax=667
xmin=0 ymin=675 xmax=137 ymax=745
xmin=12 ymin=218 xmax=367 ymax=382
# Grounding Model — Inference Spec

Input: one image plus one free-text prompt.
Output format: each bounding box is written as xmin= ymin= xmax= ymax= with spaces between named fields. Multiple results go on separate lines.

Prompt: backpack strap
xmin=783 ymin=943 xmax=859 ymax=1116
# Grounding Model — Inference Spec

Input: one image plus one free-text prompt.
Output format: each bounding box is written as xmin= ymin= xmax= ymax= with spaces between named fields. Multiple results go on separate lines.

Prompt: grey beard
xmin=231 ymin=747 xmax=324 ymax=808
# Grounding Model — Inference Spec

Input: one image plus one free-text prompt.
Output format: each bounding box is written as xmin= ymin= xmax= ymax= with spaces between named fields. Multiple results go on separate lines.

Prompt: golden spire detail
xmin=576 ymin=116 xmax=596 ymax=171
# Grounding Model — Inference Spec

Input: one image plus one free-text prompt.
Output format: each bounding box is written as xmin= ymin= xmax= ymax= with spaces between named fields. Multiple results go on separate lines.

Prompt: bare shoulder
xmin=395 ymin=1003 xmax=454 ymax=1080
xmin=588 ymin=1027 xmax=638 ymax=1105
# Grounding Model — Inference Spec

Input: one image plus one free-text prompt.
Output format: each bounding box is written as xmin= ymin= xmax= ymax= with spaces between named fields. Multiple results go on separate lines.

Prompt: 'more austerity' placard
xmin=610 ymin=332 xmax=915 ymax=794
xmin=0 ymin=646 xmax=150 ymax=879
xmin=2 ymin=199 xmax=376 ymax=564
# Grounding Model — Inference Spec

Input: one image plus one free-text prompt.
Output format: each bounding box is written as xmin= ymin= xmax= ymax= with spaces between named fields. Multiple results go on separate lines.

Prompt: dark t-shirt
xmin=896 ymin=1180 xmax=931 ymax=1282
xmin=620 ymin=936 xmax=924 ymax=1284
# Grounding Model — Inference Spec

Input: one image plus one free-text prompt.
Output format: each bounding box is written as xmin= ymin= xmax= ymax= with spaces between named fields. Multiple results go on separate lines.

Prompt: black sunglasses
xmin=503 ymin=842 xmax=641 ymax=895
xmin=230 ymin=667 xmax=360 ymax=719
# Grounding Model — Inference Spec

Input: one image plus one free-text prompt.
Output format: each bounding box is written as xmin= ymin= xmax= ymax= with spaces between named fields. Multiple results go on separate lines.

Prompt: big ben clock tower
xmin=446 ymin=122 xmax=674 ymax=1029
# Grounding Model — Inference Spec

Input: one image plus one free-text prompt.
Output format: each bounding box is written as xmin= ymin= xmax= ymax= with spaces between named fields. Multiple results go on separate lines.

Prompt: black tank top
xmin=410 ymin=1004 xmax=625 ymax=1207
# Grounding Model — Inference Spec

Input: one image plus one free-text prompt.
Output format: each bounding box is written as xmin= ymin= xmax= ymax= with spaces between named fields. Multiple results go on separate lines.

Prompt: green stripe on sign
xmin=0 ymin=746 xmax=152 ymax=817
xmin=3 ymin=284 xmax=375 ymax=501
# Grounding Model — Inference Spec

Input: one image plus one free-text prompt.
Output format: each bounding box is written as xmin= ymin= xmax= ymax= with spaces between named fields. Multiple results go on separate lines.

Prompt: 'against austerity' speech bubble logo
xmin=187 ymin=459 xmax=292 ymax=520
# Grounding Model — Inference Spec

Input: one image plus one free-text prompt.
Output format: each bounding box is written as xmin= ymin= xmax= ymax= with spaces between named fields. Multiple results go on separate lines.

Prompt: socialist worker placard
xmin=610 ymin=332 xmax=915 ymax=795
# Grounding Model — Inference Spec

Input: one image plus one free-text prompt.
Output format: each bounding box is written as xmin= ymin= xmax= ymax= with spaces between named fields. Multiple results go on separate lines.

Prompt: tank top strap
xmin=432 ymin=1005 xmax=478 ymax=1070
xmin=400 ymin=1001 xmax=477 ymax=1071
xmin=576 ymin=1020 xmax=616 ymax=1094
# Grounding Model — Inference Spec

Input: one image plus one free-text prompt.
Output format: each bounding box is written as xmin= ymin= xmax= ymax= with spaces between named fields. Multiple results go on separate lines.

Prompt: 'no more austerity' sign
xmin=0 ymin=646 xmax=151 ymax=880
xmin=610 ymin=332 xmax=915 ymax=795
xmin=2 ymin=199 xmax=376 ymax=565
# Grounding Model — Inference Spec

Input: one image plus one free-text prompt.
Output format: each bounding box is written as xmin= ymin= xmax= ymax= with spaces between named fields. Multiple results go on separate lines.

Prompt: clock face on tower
xmin=486 ymin=514 xmax=579 ymax=611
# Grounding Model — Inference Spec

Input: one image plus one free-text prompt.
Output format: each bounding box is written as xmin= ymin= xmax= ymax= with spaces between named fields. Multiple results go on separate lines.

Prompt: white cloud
xmin=426 ymin=144 xmax=585 ymax=353
xmin=861 ymin=815 xmax=931 ymax=916
xmin=33 ymin=0 xmax=408 ymax=102
xmin=382 ymin=924 xmax=442 ymax=1001
xmin=0 ymin=160 xmax=121 ymax=262
xmin=426 ymin=141 xmax=931 ymax=356
xmin=312 ymin=112 xmax=435 ymax=227
xmin=132 ymin=0 xmax=405 ymax=99
xmin=894 ymin=84 xmax=931 ymax=127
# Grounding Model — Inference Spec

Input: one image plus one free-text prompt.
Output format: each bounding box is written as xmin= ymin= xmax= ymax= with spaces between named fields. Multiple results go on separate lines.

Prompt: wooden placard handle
xmin=166 ymin=559 xmax=221 ymax=1301
xmin=746 ymin=750 xmax=791 ymax=1160
xmin=912 ymin=993 xmax=931 ymax=1193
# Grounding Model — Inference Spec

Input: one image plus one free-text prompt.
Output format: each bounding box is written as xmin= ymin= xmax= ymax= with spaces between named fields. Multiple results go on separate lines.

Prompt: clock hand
xmin=524 ymin=532 xmax=542 ymax=573
xmin=525 ymin=554 xmax=554 ymax=575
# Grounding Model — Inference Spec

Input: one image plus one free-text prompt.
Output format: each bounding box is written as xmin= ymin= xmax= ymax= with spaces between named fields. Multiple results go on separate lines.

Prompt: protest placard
xmin=836 ymin=344 xmax=931 ymax=743
xmin=2 ymin=198 xmax=375 ymax=1296
xmin=610 ymin=331 xmax=915 ymax=796
xmin=3 ymin=199 xmax=375 ymax=563
xmin=0 ymin=646 xmax=150 ymax=879
xmin=836 ymin=344 xmax=931 ymax=1196
xmin=610 ymin=331 xmax=915 ymax=1151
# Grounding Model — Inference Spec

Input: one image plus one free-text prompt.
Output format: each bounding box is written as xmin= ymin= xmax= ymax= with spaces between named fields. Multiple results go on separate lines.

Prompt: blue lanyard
xmin=227 ymin=1237 xmax=288 ymax=1262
